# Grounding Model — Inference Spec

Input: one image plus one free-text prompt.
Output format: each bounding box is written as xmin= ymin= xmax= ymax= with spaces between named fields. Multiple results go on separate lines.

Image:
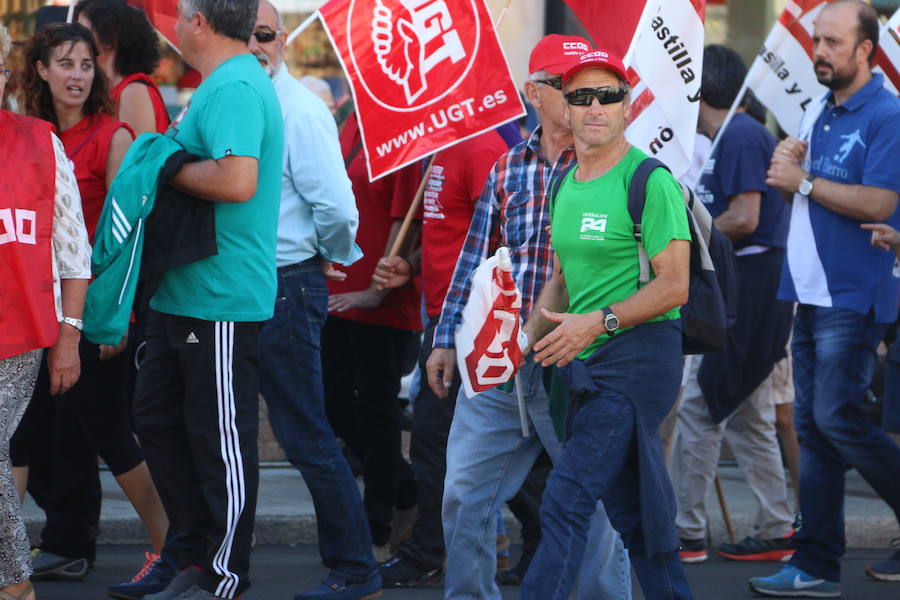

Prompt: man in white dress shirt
xmin=248 ymin=3 xmax=381 ymax=599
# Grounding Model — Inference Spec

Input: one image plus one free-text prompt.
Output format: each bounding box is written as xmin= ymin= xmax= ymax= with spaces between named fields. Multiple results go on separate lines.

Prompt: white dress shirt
xmin=272 ymin=63 xmax=362 ymax=267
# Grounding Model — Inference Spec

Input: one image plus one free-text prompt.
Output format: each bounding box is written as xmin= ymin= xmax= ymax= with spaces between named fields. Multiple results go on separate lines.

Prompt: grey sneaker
xmin=30 ymin=548 xmax=91 ymax=581
xmin=866 ymin=547 xmax=900 ymax=581
xmin=144 ymin=566 xmax=204 ymax=600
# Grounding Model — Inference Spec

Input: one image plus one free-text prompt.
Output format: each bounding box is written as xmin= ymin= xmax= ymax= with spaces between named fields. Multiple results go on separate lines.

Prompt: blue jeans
xmin=883 ymin=335 xmax=900 ymax=433
xmin=521 ymin=321 xmax=691 ymax=600
xmin=442 ymin=359 xmax=630 ymax=600
xmin=789 ymin=305 xmax=900 ymax=582
xmin=259 ymin=259 xmax=375 ymax=582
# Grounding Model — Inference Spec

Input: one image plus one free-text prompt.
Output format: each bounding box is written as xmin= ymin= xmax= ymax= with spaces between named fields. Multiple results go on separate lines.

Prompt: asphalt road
xmin=32 ymin=545 xmax=896 ymax=600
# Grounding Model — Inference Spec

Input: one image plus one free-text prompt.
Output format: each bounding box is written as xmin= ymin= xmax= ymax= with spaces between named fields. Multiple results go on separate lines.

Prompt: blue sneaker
xmin=294 ymin=572 xmax=383 ymax=600
xmin=107 ymin=552 xmax=175 ymax=600
xmin=749 ymin=565 xmax=840 ymax=598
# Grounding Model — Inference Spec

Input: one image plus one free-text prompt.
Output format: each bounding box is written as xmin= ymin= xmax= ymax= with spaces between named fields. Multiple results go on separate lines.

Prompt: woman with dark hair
xmin=75 ymin=0 xmax=168 ymax=135
xmin=11 ymin=23 xmax=172 ymax=597
xmin=0 ymin=20 xmax=92 ymax=600
xmin=19 ymin=24 xmax=132 ymax=229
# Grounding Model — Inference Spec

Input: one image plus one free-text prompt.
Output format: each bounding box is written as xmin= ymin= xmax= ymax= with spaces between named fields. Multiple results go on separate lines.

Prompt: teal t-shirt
xmin=151 ymin=54 xmax=284 ymax=322
xmin=551 ymin=147 xmax=691 ymax=358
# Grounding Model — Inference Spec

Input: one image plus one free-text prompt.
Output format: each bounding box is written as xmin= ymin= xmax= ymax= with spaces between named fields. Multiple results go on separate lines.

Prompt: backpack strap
xmin=548 ymin=162 xmax=577 ymax=218
xmin=628 ymin=157 xmax=671 ymax=286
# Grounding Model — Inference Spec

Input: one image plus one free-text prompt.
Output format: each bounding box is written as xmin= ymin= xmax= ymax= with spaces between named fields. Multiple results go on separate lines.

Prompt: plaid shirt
xmin=434 ymin=127 xmax=576 ymax=348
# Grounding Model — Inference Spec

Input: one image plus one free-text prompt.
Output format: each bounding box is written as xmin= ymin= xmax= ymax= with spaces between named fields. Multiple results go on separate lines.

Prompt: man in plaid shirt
xmin=428 ymin=35 xmax=631 ymax=600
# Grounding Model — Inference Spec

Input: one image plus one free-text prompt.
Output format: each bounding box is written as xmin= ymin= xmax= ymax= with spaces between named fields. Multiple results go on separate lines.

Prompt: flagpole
xmin=286 ymin=11 xmax=320 ymax=46
xmin=495 ymin=0 xmax=514 ymax=29
xmin=387 ymin=154 xmax=436 ymax=258
xmin=66 ymin=0 xmax=77 ymax=23
xmin=702 ymin=78 xmax=749 ymax=170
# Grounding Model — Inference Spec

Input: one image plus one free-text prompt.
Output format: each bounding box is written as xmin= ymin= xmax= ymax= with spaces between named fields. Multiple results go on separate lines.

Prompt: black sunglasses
xmin=252 ymin=29 xmax=281 ymax=43
xmin=564 ymin=86 xmax=628 ymax=106
xmin=534 ymin=77 xmax=563 ymax=90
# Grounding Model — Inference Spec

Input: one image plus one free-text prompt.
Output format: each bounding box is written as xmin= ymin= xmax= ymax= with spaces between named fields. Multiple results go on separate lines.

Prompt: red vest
xmin=111 ymin=73 xmax=170 ymax=134
xmin=0 ymin=111 xmax=59 ymax=360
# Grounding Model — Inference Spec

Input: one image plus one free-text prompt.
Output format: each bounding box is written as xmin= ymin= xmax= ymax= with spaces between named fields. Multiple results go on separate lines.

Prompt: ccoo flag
xmin=318 ymin=0 xmax=525 ymax=181
xmin=564 ymin=0 xmax=706 ymax=179
xmin=455 ymin=247 xmax=525 ymax=398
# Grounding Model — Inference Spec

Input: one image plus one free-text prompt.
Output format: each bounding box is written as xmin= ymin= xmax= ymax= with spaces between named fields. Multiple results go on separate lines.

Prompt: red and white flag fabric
xmin=127 ymin=0 xmax=179 ymax=51
xmin=739 ymin=1 xmax=900 ymax=138
xmin=882 ymin=8 xmax=900 ymax=93
xmin=318 ymin=0 xmax=525 ymax=181
xmin=564 ymin=0 xmax=706 ymax=179
xmin=455 ymin=247 xmax=525 ymax=398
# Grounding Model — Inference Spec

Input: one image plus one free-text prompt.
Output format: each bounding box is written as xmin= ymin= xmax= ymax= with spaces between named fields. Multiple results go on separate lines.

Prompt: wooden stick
xmin=714 ymin=474 xmax=736 ymax=544
xmin=387 ymin=155 xmax=435 ymax=258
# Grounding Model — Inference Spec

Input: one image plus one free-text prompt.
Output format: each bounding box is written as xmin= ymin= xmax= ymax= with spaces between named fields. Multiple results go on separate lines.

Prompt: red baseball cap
xmin=528 ymin=34 xmax=592 ymax=76
xmin=562 ymin=49 xmax=630 ymax=85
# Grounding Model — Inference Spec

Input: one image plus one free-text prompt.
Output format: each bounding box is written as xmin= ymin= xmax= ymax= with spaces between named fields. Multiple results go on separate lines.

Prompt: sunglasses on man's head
xmin=564 ymin=86 xmax=627 ymax=106
xmin=252 ymin=29 xmax=281 ymax=43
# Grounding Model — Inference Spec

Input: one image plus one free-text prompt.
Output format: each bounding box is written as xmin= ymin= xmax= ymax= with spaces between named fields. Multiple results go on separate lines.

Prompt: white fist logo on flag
xmin=371 ymin=0 xmax=467 ymax=105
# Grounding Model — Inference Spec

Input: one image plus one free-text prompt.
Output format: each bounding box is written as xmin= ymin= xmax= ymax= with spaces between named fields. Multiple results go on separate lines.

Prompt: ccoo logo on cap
xmin=529 ymin=34 xmax=592 ymax=75
xmin=562 ymin=48 xmax=630 ymax=85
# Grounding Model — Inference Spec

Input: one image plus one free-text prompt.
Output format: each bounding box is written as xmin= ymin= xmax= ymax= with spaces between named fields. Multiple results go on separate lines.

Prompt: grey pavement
xmin=21 ymin=463 xmax=899 ymax=548
xmin=30 ymin=545 xmax=899 ymax=600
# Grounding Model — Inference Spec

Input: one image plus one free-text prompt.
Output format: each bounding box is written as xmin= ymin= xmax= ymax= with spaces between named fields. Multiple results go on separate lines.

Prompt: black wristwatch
xmin=601 ymin=307 xmax=620 ymax=335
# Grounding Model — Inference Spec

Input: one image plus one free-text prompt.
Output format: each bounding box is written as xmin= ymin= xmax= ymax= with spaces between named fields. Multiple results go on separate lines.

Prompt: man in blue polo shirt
xmin=749 ymin=1 xmax=900 ymax=597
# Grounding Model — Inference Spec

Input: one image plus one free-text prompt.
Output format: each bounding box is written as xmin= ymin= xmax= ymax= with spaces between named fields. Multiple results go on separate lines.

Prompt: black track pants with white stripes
xmin=134 ymin=310 xmax=260 ymax=599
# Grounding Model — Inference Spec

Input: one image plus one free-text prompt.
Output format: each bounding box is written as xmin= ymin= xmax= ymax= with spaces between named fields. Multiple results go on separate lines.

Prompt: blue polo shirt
xmin=696 ymin=112 xmax=788 ymax=250
xmin=779 ymin=73 xmax=900 ymax=323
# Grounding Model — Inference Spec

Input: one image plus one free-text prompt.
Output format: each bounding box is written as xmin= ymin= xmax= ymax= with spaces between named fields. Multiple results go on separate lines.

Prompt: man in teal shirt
xmin=132 ymin=2 xmax=283 ymax=599
xmin=521 ymin=49 xmax=693 ymax=600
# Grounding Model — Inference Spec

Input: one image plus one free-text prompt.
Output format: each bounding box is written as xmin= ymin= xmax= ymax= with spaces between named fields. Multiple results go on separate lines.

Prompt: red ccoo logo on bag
xmin=463 ymin=268 xmax=523 ymax=391
xmin=455 ymin=247 xmax=524 ymax=397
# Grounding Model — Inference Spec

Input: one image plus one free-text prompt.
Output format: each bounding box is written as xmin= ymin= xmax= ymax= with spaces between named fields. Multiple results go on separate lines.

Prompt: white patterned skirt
xmin=0 ymin=349 xmax=42 ymax=586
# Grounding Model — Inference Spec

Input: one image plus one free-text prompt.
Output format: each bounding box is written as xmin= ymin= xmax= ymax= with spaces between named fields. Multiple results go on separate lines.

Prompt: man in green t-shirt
xmin=132 ymin=2 xmax=283 ymax=599
xmin=521 ymin=50 xmax=694 ymax=600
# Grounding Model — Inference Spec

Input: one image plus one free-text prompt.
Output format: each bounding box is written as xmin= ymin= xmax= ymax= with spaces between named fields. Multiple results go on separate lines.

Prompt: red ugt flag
xmin=319 ymin=0 xmax=525 ymax=181
xmin=128 ymin=0 xmax=180 ymax=51
xmin=455 ymin=247 xmax=524 ymax=397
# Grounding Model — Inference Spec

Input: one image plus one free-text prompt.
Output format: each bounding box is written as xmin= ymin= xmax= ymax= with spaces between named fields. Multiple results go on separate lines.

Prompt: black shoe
xmin=678 ymin=538 xmax=708 ymax=563
xmin=717 ymin=536 xmax=794 ymax=562
xmin=30 ymin=548 xmax=92 ymax=581
xmin=378 ymin=554 xmax=442 ymax=588
xmin=496 ymin=549 xmax=534 ymax=586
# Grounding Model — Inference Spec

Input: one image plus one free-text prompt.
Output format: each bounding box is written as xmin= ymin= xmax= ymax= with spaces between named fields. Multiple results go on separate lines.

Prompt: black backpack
xmin=549 ymin=157 xmax=738 ymax=354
